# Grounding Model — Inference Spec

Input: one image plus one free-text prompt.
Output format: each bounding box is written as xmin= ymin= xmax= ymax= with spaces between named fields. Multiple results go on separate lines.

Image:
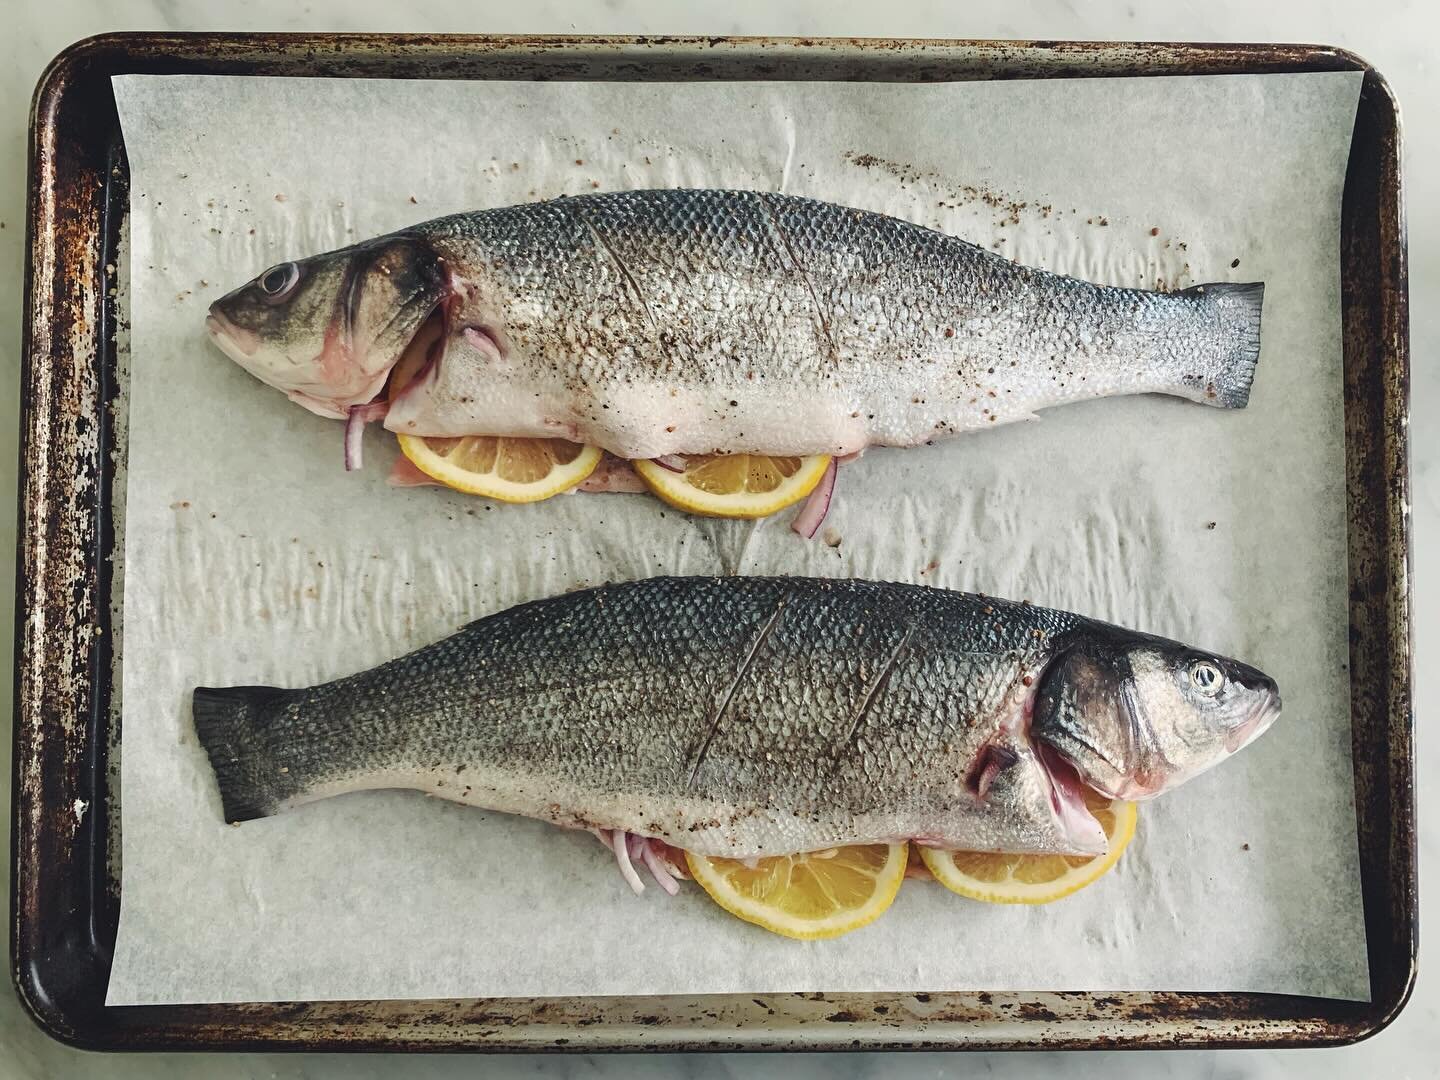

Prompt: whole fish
xmin=206 ymin=190 xmax=1265 ymax=460
xmin=194 ymin=577 xmax=1280 ymax=864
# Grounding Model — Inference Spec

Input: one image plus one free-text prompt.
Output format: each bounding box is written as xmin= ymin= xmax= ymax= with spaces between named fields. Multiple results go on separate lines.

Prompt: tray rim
xmin=11 ymin=31 xmax=1414 ymax=1053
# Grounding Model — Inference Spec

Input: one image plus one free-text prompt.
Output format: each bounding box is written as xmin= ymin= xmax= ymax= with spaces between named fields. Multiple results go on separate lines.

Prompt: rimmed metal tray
xmin=12 ymin=33 xmax=1412 ymax=1051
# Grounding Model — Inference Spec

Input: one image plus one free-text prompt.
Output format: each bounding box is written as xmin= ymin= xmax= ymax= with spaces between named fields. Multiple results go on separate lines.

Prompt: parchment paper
xmin=106 ymin=71 xmax=1367 ymax=1004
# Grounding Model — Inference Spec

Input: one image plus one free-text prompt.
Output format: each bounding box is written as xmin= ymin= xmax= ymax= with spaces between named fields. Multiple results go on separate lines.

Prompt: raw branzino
xmin=194 ymin=577 xmax=1280 ymax=860
xmin=206 ymin=190 xmax=1265 ymax=459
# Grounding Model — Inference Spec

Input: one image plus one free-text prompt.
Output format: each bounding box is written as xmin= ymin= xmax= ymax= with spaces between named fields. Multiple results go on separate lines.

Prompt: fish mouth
xmin=206 ymin=307 xmax=261 ymax=359
xmin=208 ymin=305 xmax=356 ymax=418
xmin=1033 ymin=739 xmax=1108 ymax=855
xmin=206 ymin=300 xmax=384 ymax=420
xmin=1226 ymin=692 xmax=1282 ymax=753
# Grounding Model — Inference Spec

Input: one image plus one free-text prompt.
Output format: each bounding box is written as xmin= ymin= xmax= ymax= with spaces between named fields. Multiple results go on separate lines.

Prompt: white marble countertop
xmin=0 ymin=2 xmax=1432 ymax=1076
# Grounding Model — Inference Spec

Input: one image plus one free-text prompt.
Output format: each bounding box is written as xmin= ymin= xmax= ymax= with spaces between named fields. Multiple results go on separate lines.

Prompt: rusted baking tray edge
xmin=12 ymin=33 xmax=1412 ymax=1052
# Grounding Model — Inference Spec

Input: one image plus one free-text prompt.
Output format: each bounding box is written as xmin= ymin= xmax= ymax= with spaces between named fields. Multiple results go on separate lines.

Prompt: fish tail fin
xmin=193 ymin=685 xmax=303 ymax=823
xmin=1180 ymin=281 xmax=1265 ymax=409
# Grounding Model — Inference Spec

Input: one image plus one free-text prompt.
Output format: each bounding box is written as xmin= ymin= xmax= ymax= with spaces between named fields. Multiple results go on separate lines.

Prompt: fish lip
xmin=207 ymin=300 xmax=367 ymax=417
xmin=206 ymin=306 xmax=261 ymax=358
xmin=1226 ymin=693 xmax=1282 ymax=753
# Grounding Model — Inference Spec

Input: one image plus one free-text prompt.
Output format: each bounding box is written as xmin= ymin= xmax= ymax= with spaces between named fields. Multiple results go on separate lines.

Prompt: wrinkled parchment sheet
xmin=106 ymin=71 xmax=1366 ymax=1004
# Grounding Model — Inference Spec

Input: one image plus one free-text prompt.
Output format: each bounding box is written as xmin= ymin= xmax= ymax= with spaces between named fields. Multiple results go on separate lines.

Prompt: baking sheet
xmin=105 ymin=70 xmax=1367 ymax=1005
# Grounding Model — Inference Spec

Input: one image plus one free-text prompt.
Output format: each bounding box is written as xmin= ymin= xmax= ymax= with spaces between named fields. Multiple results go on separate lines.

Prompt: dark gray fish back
xmin=279 ymin=579 xmax=1073 ymax=816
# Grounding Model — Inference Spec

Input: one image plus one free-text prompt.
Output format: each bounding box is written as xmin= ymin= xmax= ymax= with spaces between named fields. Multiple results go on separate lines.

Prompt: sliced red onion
xmin=790 ymin=458 xmax=838 ymax=539
xmin=578 ymin=457 xmax=648 ymax=494
xmin=612 ymin=829 xmax=646 ymax=895
xmin=344 ymin=410 xmax=365 ymax=471
xmin=343 ymin=401 xmax=390 ymax=472
xmin=388 ymin=456 xmax=441 ymax=488
xmin=651 ymin=454 xmax=686 ymax=473
xmin=639 ymin=841 xmax=681 ymax=896
xmin=653 ymin=843 xmax=690 ymax=881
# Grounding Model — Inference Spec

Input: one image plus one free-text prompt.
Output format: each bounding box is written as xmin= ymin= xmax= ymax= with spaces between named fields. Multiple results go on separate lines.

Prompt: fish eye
xmin=258 ymin=262 xmax=301 ymax=302
xmin=1189 ymin=660 xmax=1224 ymax=696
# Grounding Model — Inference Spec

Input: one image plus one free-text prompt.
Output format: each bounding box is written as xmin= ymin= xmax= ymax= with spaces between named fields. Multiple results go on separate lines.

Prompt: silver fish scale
xmin=209 ymin=190 xmax=1260 ymax=458
xmin=428 ymin=191 xmax=814 ymax=387
xmin=413 ymin=190 xmax=1253 ymax=444
xmin=276 ymin=578 xmax=1078 ymax=846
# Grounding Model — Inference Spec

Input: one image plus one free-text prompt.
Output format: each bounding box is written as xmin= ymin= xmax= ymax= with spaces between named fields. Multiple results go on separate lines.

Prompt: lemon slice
xmin=685 ymin=843 xmax=908 ymax=940
xmin=633 ymin=453 xmax=832 ymax=519
xmin=919 ymin=792 xmax=1137 ymax=904
xmin=396 ymin=434 xmax=603 ymax=503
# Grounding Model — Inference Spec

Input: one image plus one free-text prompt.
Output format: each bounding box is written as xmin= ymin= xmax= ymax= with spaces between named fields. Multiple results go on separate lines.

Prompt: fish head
xmin=206 ymin=235 xmax=450 ymax=418
xmin=1030 ymin=631 xmax=1280 ymax=801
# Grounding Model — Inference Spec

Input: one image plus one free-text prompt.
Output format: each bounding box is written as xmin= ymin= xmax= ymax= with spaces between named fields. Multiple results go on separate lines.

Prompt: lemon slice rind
xmin=918 ymin=800 xmax=1137 ymax=905
xmin=633 ymin=453 xmax=833 ymax=519
xmin=397 ymin=434 xmax=603 ymax=503
xmin=684 ymin=843 xmax=908 ymax=940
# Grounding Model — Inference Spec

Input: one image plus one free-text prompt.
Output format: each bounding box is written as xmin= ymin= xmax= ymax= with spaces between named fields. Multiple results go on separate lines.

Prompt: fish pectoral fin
xmin=965 ymin=742 xmax=1020 ymax=801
